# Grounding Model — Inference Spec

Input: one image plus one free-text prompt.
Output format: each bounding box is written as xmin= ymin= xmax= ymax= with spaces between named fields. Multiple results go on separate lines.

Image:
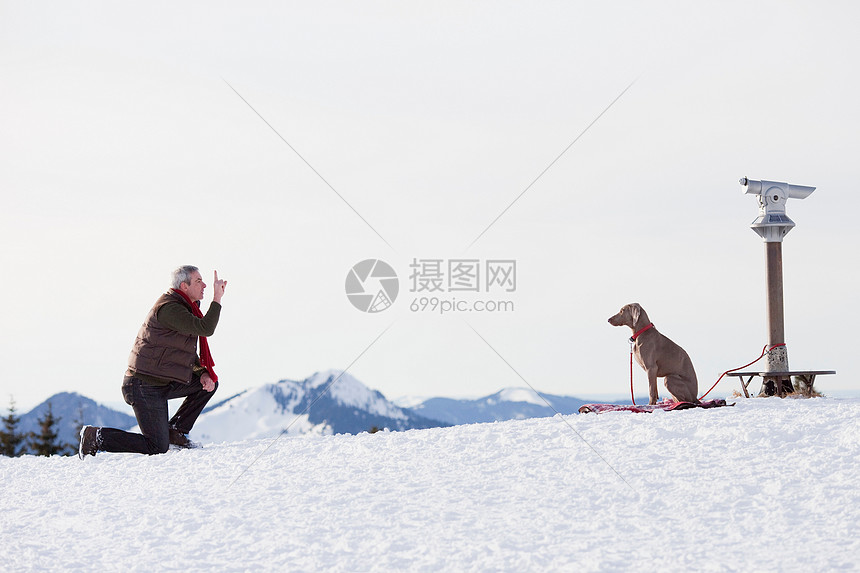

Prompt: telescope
xmin=736 ymin=175 xmax=834 ymax=397
xmin=740 ymin=177 xmax=815 ymax=242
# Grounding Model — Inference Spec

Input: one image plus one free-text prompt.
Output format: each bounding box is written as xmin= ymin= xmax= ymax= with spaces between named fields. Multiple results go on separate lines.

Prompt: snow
xmin=307 ymin=370 xmax=408 ymax=420
xmin=190 ymin=371 xmax=415 ymax=443
xmin=392 ymin=394 xmax=432 ymax=409
xmin=192 ymin=383 xmax=330 ymax=442
xmin=2 ymin=397 xmax=860 ymax=571
xmin=494 ymin=387 xmax=547 ymax=406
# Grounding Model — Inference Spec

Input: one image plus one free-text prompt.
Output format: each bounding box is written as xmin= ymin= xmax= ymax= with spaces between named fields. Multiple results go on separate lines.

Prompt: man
xmin=79 ymin=265 xmax=227 ymax=457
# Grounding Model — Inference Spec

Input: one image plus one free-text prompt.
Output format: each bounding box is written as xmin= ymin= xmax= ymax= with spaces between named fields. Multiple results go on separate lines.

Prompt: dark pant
xmin=98 ymin=374 xmax=218 ymax=455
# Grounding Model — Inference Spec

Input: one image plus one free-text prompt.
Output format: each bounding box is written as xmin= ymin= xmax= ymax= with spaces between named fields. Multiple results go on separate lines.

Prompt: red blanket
xmin=578 ymin=399 xmax=731 ymax=414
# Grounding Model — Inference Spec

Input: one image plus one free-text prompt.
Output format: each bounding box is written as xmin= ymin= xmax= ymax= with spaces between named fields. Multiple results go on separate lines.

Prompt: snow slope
xmin=2 ymin=397 xmax=859 ymax=572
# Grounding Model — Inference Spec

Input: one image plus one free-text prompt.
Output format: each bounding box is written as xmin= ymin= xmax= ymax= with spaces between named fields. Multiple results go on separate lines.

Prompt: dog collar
xmin=630 ymin=323 xmax=654 ymax=342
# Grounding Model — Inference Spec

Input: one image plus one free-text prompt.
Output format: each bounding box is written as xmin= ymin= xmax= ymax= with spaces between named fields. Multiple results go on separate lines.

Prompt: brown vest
xmin=128 ymin=292 xmax=198 ymax=384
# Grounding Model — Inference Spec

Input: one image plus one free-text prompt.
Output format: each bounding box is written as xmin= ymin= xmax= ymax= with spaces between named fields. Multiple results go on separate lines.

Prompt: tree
xmin=28 ymin=402 xmax=64 ymax=457
xmin=70 ymin=402 xmax=86 ymax=456
xmin=0 ymin=396 xmax=25 ymax=457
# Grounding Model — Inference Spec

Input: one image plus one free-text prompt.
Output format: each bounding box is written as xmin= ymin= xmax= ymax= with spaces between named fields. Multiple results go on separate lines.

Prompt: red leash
xmin=627 ymin=331 xmax=786 ymax=404
xmin=698 ymin=343 xmax=786 ymax=400
xmin=628 ymin=324 xmax=654 ymax=405
xmin=629 ymin=347 xmax=637 ymax=405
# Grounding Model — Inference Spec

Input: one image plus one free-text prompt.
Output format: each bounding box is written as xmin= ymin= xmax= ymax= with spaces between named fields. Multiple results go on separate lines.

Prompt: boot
xmin=169 ymin=427 xmax=200 ymax=449
xmin=78 ymin=426 xmax=102 ymax=459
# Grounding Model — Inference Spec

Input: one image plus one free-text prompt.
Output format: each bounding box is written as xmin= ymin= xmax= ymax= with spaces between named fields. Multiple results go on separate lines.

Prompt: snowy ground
xmin=2 ymin=397 xmax=859 ymax=572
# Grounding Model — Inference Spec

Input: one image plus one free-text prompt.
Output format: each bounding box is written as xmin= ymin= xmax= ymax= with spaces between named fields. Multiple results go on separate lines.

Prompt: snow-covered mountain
xmin=401 ymin=387 xmax=590 ymax=425
xmin=192 ymin=369 xmax=448 ymax=443
xmin=19 ymin=392 xmax=136 ymax=451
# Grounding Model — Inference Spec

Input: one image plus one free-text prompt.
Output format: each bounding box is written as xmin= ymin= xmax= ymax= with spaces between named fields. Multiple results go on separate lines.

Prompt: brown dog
xmin=608 ymin=303 xmax=699 ymax=404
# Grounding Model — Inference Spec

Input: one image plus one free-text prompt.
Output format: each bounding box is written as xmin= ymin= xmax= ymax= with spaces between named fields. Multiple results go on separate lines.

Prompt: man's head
xmin=172 ymin=265 xmax=206 ymax=302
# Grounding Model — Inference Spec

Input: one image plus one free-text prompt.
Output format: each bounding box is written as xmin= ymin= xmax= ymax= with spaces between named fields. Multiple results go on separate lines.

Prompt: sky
xmin=2 ymin=1 xmax=859 ymax=412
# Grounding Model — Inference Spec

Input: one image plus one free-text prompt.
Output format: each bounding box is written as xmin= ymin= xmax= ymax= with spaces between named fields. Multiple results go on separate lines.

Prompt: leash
xmin=628 ymin=323 xmax=654 ymax=406
xmin=627 ymin=326 xmax=786 ymax=404
xmin=698 ymin=343 xmax=786 ymax=400
xmin=629 ymin=345 xmax=635 ymax=405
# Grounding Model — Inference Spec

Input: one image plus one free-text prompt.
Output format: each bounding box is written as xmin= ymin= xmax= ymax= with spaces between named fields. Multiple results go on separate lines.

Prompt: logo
xmin=345 ymin=259 xmax=399 ymax=313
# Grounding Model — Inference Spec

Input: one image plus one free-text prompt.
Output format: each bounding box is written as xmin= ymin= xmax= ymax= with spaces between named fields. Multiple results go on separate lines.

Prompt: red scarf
xmin=171 ymin=288 xmax=218 ymax=383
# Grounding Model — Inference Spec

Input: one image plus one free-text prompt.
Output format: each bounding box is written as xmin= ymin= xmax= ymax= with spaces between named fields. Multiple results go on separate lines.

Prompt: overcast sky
xmin=2 ymin=1 xmax=858 ymax=411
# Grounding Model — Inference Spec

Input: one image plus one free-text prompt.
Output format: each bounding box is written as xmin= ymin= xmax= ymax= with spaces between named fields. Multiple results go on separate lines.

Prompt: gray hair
xmin=171 ymin=265 xmax=199 ymax=289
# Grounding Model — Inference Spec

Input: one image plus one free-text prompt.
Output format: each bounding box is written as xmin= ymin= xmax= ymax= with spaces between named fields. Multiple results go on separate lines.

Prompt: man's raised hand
xmin=213 ymin=270 xmax=227 ymax=303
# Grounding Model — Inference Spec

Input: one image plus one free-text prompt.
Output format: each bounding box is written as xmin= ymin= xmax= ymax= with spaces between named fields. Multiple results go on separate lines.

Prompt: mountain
xmin=19 ymin=392 xmax=136 ymax=452
xmin=402 ymin=387 xmax=591 ymax=425
xmin=11 ymin=377 xmax=620 ymax=451
xmin=192 ymin=370 xmax=448 ymax=443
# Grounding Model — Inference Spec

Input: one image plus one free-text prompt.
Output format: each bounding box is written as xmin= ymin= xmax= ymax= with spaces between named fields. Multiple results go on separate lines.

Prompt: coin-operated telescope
xmin=741 ymin=177 xmax=815 ymax=242
xmin=738 ymin=176 xmax=831 ymax=396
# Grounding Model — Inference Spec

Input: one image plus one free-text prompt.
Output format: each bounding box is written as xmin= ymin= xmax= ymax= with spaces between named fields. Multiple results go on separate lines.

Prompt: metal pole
xmin=765 ymin=241 xmax=785 ymax=347
xmin=764 ymin=241 xmax=790 ymax=394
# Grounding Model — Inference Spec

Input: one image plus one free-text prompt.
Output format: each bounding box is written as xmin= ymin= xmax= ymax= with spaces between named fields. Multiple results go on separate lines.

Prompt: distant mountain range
xmin=10 ymin=373 xmax=617 ymax=450
xmin=400 ymin=387 xmax=591 ymax=425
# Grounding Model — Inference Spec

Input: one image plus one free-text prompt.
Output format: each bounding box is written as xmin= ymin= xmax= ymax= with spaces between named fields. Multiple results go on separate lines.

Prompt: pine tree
xmin=0 ymin=396 xmax=25 ymax=457
xmin=70 ymin=402 xmax=86 ymax=456
xmin=28 ymin=402 xmax=63 ymax=457
xmin=73 ymin=403 xmax=84 ymax=434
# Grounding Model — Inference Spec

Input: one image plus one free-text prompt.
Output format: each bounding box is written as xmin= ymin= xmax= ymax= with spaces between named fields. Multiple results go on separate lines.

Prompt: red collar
xmin=630 ymin=323 xmax=654 ymax=342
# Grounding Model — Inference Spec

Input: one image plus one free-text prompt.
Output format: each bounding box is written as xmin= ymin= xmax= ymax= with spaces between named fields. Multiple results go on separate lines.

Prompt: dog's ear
xmin=630 ymin=303 xmax=641 ymax=324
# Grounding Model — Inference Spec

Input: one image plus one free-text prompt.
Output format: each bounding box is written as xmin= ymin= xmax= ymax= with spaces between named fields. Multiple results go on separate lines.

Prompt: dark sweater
xmin=128 ymin=294 xmax=221 ymax=385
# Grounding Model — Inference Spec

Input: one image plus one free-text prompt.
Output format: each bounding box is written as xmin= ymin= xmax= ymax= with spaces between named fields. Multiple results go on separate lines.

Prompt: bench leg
xmin=766 ymin=376 xmax=794 ymax=397
xmin=797 ymin=374 xmax=817 ymax=397
xmin=741 ymin=375 xmax=754 ymax=399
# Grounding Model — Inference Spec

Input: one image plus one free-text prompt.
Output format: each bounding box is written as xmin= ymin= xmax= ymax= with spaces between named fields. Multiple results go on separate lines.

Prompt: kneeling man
xmin=79 ymin=265 xmax=226 ymax=457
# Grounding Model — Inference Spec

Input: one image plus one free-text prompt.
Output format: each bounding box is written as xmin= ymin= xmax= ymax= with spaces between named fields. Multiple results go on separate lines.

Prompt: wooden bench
xmin=727 ymin=370 xmax=836 ymax=398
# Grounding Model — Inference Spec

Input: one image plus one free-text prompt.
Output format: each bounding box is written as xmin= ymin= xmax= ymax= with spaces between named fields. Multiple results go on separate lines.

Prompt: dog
xmin=608 ymin=303 xmax=699 ymax=404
